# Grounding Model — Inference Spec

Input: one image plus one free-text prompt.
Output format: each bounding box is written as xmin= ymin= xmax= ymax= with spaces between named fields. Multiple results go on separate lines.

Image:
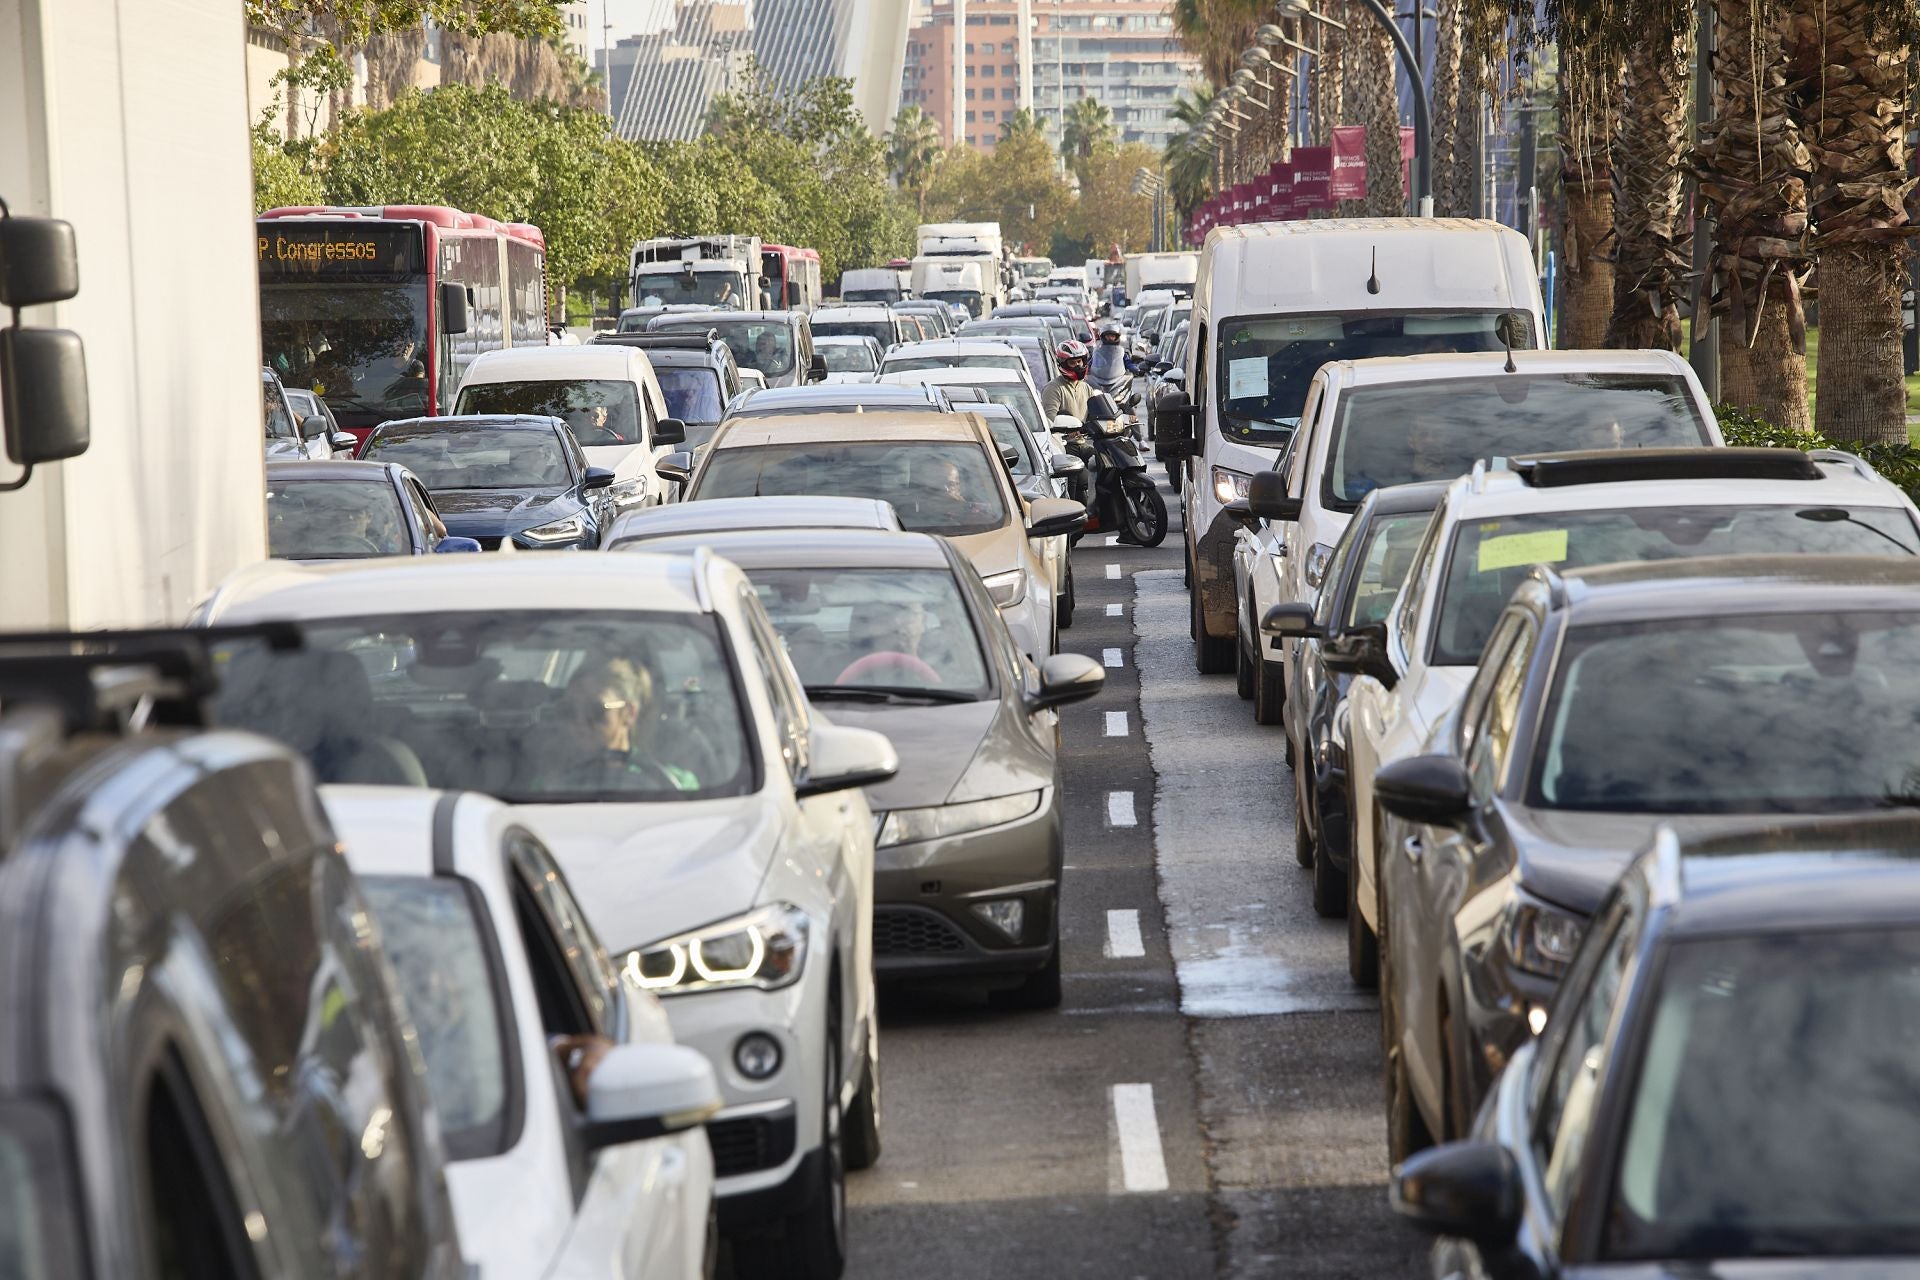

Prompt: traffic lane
xmin=844 ymin=529 xmax=1211 ymax=1279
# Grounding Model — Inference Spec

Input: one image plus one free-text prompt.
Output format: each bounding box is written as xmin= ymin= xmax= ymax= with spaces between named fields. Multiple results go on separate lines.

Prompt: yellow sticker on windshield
xmin=1477 ymin=529 xmax=1569 ymax=572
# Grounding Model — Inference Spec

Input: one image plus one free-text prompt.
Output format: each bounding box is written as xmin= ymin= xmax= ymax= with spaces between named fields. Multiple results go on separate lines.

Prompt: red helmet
xmin=1056 ymin=339 xmax=1090 ymax=380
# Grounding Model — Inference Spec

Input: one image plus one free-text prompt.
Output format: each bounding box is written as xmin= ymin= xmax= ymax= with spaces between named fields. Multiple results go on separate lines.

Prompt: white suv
xmin=1323 ymin=447 xmax=1920 ymax=986
xmin=1235 ymin=350 xmax=1721 ymax=723
xmin=327 ymin=786 xmax=720 ymax=1280
xmin=197 ymin=552 xmax=897 ymax=1279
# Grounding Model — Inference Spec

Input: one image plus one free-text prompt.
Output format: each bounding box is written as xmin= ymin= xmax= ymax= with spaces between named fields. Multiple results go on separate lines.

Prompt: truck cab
xmin=630 ymin=234 xmax=767 ymax=312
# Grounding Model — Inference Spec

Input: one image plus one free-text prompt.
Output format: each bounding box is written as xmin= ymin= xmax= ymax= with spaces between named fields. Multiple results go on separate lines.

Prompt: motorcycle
xmin=1058 ymin=390 xmax=1168 ymax=548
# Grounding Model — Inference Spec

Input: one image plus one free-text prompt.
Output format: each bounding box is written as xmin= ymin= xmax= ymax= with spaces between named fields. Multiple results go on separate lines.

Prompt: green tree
xmin=998 ymin=108 xmax=1049 ymax=145
xmin=1069 ymin=143 xmax=1158 ymax=258
xmin=886 ymin=105 xmax=945 ymax=214
xmin=1061 ymin=96 xmax=1117 ymax=171
xmin=251 ymin=112 xmax=326 ymax=209
xmin=1163 ymin=87 xmax=1216 ymax=223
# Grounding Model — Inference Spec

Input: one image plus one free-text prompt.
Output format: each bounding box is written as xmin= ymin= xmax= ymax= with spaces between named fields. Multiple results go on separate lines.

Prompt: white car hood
xmin=509 ymin=797 xmax=782 ymax=956
xmin=583 ymin=441 xmax=651 ymax=481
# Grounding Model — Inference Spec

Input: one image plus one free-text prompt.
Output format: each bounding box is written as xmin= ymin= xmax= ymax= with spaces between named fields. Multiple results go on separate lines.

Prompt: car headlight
xmin=983 ymin=569 xmax=1027 ymax=607
xmin=518 ymin=514 xmax=588 ymax=545
xmin=623 ymin=903 xmax=809 ymax=995
xmin=1211 ymin=466 xmax=1251 ymax=505
xmin=1500 ymin=892 xmax=1584 ymax=979
xmin=877 ymin=790 xmax=1044 ymax=848
xmin=1305 ymin=542 xmax=1335 ymax=589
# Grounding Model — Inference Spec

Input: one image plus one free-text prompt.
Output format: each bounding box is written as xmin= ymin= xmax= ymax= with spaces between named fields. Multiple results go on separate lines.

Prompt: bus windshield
xmin=262 ymin=282 xmax=431 ymax=426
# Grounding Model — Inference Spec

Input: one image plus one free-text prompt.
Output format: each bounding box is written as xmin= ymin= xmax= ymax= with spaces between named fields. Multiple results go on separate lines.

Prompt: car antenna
xmin=1365 ymin=247 xmax=1380 ymax=296
xmin=1500 ymin=311 xmax=1518 ymax=373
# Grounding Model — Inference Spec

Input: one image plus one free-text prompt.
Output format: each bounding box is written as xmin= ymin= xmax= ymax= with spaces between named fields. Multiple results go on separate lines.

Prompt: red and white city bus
xmin=760 ymin=244 xmax=823 ymax=312
xmin=257 ymin=204 xmax=548 ymax=440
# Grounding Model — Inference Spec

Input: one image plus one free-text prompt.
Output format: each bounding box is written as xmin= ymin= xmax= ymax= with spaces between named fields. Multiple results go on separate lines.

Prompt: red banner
xmin=1293 ymin=145 xmax=1331 ymax=215
xmin=1330 ymin=126 xmax=1367 ymax=201
xmin=1270 ymin=160 xmax=1298 ymax=221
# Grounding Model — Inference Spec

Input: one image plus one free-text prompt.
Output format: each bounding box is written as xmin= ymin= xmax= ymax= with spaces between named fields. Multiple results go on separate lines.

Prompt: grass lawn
xmin=1680 ymin=320 xmax=1920 ymax=444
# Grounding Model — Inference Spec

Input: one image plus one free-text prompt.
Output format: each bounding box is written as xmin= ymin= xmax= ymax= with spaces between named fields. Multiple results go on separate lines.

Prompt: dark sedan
xmin=1397 ymin=813 xmax=1920 ymax=1277
xmin=1262 ymin=480 xmax=1444 ymax=918
xmin=265 ymin=459 xmax=481 ymax=559
xmin=360 ymin=414 xmax=614 ymax=550
xmin=1371 ymin=555 xmax=1920 ymax=1150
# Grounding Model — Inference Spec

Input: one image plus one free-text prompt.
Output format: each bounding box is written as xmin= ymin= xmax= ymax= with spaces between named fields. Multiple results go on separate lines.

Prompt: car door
xmin=400 ymin=475 xmax=447 ymax=552
xmin=1235 ymin=423 xmax=1306 ymax=654
xmin=508 ymin=833 xmax=696 ymax=1280
xmin=1274 ymin=375 xmax=1331 ymax=619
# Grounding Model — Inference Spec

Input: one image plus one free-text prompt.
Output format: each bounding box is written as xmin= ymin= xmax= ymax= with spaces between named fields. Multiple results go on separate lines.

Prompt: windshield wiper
xmin=804 ymin=684 xmax=978 ymax=704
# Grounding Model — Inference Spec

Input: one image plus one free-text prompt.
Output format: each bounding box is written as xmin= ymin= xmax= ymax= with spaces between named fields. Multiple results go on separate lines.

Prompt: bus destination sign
xmin=257 ymin=224 xmax=422 ymax=280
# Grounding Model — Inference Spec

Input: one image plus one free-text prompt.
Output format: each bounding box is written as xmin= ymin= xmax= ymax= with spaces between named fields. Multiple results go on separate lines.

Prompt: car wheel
xmin=1310 ymin=799 xmax=1346 ymax=920
xmin=1234 ymin=623 xmax=1256 ymax=700
xmin=1292 ymin=755 xmax=1315 ymax=869
xmin=1379 ymin=881 xmax=1432 ymax=1169
xmin=1193 ymin=585 xmax=1234 ymax=674
xmin=731 ymin=1012 xmax=848 ymax=1280
xmin=1347 ymin=826 xmax=1378 ymax=989
xmin=1059 ymin=561 xmax=1075 ymax=630
xmin=843 ymin=1048 xmax=881 ymax=1172
xmin=1183 ymin=541 xmax=1192 ymax=591
xmin=1252 ymin=645 xmax=1284 ymax=726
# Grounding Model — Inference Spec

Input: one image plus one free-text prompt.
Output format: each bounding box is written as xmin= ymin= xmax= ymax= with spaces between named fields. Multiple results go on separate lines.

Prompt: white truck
xmin=2 ymin=0 xmax=268 ymax=629
xmin=1124 ymin=252 xmax=1201 ymax=303
xmin=915 ymin=221 xmax=1007 ymax=316
xmin=908 ymin=258 xmax=993 ymax=319
xmin=630 ymin=234 xmax=767 ymax=312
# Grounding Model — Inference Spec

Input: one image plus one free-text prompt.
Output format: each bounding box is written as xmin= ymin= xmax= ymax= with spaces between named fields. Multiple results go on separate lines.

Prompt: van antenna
xmin=1501 ymin=312 xmax=1518 ymax=373
xmin=1365 ymin=247 xmax=1380 ymax=295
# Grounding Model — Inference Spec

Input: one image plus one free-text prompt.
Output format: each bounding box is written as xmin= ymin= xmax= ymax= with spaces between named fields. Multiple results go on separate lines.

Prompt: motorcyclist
xmin=1040 ymin=339 xmax=1093 ymax=424
xmin=1089 ymin=322 xmax=1130 ymax=394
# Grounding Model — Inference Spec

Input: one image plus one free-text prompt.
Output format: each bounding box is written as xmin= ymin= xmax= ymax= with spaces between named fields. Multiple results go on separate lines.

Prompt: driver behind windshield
xmin=539 ymin=658 xmax=699 ymax=793
xmin=910 ymin=453 xmax=998 ymax=528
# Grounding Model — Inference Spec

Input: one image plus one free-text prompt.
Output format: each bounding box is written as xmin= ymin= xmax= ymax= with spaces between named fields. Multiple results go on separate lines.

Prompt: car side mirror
xmin=433 ymin=536 xmax=483 ymax=554
xmin=1261 ymin=603 xmax=1322 ymax=644
xmin=580 ymin=1043 xmax=722 ymax=1152
xmin=327 ymin=431 xmax=358 ymax=453
xmin=582 ymin=466 xmax=616 ymax=491
xmin=1163 ymin=366 xmax=1185 ymax=385
xmin=1029 ymin=652 xmax=1104 ymax=712
xmin=1049 ymin=453 xmax=1084 ymax=477
xmin=999 ymin=444 xmax=1021 ymax=470
xmin=437 ymin=280 xmax=470 ymax=336
xmin=653 ymin=417 xmax=687 ymax=446
xmin=1391 ymin=1141 xmax=1522 ymax=1250
xmin=808 ymin=353 xmax=829 ymax=383
xmin=796 ymin=722 xmax=899 ymax=798
xmin=1051 ymin=414 xmax=1081 ymax=435
xmin=655 ymin=451 xmax=693 ymax=485
xmin=1026 ymin=496 xmax=1087 ymax=539
xmin=1376 ymin=754 xmax=1475 ymax=828
xmin=299 ymin=413 xmax=329 ymax=439
xmin=1247 ymin=470 xmax=1302 ymax=522
xmin=1320 ymin=620 xmax=1396 ymax=689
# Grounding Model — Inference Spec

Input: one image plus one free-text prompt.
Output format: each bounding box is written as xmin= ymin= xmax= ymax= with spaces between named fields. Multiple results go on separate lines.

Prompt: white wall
xmin=0 ymin=0 xmax=267 ymax=628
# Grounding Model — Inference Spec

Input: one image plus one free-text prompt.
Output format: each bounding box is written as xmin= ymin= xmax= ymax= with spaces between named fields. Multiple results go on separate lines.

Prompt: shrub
xmin=1715 ymin=403 xmax=1920 ymax=505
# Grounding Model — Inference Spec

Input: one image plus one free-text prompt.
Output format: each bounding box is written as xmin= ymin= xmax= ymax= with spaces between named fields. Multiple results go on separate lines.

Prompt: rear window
xmin=883 ymin=354 xmax=1026 ymax=377
xmin=693 ymin=440 xmax=1009 ymax=537
xmin=654 ymin=367 xmax=725 ymax=436
xmin=812 ymin=320 xmax=896 ymax=350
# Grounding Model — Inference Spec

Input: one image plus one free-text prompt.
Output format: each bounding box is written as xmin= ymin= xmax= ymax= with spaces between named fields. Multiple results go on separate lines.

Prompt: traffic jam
xmin=6 ymin=197 xmax=1920 ymax=1280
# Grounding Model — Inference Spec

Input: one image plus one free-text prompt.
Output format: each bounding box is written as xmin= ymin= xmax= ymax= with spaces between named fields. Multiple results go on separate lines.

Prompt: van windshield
xmin=1215 ymin=311 xmax=1530 ymax=446
xmin=455 ymin=379 xmax=643 ymax=446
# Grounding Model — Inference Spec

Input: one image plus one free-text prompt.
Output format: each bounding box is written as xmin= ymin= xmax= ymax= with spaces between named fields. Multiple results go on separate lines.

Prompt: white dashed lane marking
xmin=1110 ymin=1084 xmax=1170 ymax=1193
xmin=1106 ymin=790 xmax=1137 ymax=827
xmin=1106 ymin=603 xmax=1122 ymax=617
xmin=1104 ymin=711 xmax=1128 ymax=737
xmin=1105 ymin=908 xmax=1145 ymax=958
xmin=1102 ymin=648 xmax=1123 ymax=667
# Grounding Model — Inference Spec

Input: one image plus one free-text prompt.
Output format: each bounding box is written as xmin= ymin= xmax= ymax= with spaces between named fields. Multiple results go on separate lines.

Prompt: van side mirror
xmin=0 ymin=216 xmax=80 ymax=308
xmin=438 ymin=281 xmax=470 ymax=335
xmin=0 ymin=215 xmax=89 ymax=490
xmin=1151 ymin=389 xmax=1196 ymax=457
xmin=653 ymin=417 xmax=687 ymax=446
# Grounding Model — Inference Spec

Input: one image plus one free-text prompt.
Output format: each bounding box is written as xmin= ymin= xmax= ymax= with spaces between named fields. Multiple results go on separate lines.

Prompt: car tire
xmin=1183 ymin=541 xmax=1192 ymax=590
xmin=1059 ymin=561 xmax=1075 ymax=630
xmin=1386 ymin=1047 xmax=1433 ymax=1166
xmin=1292 ymin=757 xmax=1315 ymax=869
xmin=731 ymin=1014 xmax=848 ymax=1280
xmin=1347 ymin=830 xmax=1378 ymax=989
xmin=1193 ymin=585 xmax=1235 ymax=674
xmin=989 ymin=940 xmax=1063 ymax=1011
xmin=1252 ymin=648 xmax=1284 ymax=726
xmin=843 ymin=1050 xmax=881 ymax=1172
xmin=1311 ymin=825 xmax=1346 ymax=919
xmin=1235 ymin=625 xmax=1256 ymax=700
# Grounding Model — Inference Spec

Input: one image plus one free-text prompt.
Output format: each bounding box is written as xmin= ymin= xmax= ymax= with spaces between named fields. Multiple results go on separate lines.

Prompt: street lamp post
xmin=1279 ymin=0 xmax=1432 ymax=214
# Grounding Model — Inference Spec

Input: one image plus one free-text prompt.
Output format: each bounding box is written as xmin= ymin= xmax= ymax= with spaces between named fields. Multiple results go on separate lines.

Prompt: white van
xmin=840 ymin=267 xmax=905 ymax=304
xmin=453 ymin=345 xmax=686 ymax=512
xmin=1163 ymin=218 xmax=1546 ymax=674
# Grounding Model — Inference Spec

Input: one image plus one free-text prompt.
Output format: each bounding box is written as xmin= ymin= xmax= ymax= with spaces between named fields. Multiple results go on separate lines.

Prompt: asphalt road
xmin=843 ymin=471 xmax=1431 ymax=1279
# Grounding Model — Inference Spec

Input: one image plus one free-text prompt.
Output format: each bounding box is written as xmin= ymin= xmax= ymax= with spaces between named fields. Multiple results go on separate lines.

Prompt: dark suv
xmin=595 ymin=330 xmax=742 ymax=449
xmin=0 ymin=629 xmax=465 ymax=1280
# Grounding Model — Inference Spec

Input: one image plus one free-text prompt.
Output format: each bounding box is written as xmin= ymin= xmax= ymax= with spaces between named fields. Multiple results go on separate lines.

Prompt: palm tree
xmin=1170 ymin=0 xmax=1266 ymax=90
xmin=1062 ymin=97 xmax=1118 ymax=168
xmin=1786 ymin=2 xmax=1911 ymax=444
xmin=886 ymin=105 xmax=943 ymax=214
xmin=1165 ymin=87 xmax=1217 ymax=222
xmin=1354 ymin=18 xmax=1402 ymax=215
xmin=1605 ymin=18 xmax=1694 ymax=350
xmin=1429 ymin=0 xmax=1468 ymax=216
xmin=1555 ymin=43 xmax=1621 ymax=347
xmin=998 ymin=107 xmax=1048 ymax=145
xmin=1693 ymin=0 xmax=1811 ymax=431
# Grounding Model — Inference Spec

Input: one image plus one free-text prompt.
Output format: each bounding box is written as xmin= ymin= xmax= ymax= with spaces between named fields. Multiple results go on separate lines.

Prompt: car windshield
xmin=842 ymin=289 xmax=901 ymax=303
xmin=1605 ymin=928 xmax=1920 ymax=1259
xmin=945 ymin=383 xmax=1043 ymax=435
xmin=652 ymin=319 xmax=795 ymax=377
xmin=1327 ymin=374 xmax=1712 ymax=510
xmin=693 ymin=441 xmax=1009 ymax=537
xmin=1433 ymin=504 xmax=1920 ymax=665
xmin=358 ymin=877 xmax=511 ymax=1159
xmin=1323 ymin=511 xmax=1434 ymax=631
xmin=455 ymin=379 xmax=643 ymax=447
xmin=1532 ymin=609 xmax=1920 ymax=812
xmin=616 ymin=310 xmax=661 ymax=332
xmin=980 ymin=413 xmax=1036 ymax=476
xmin=363 ymin=425 xmax=571 ymax=490
xmin=1216 ymin=311 xmax=1528 ymax=446
xmin=812 ymin=319 xmax=896 ymax=350
xmin=632 ymin=269 xmax=747 ymax=309
xmin=654 ymin=367 xmax=725 ymax=436
xmin=266 ymin=479 xmax=412 ymax=559
xmin=751 ymin=567 xmax=991 ymax=698
xmin=209 ymin=611 xmax=755 ymax=802
xmin=818 ymin=343 xmax=877 ymax=373
xmin=925 ymin=290 xmax=983 ymax=318
xmin=884 ymin=354 xmax=1026 ymax=378
xmin=261 ymin=282 xmax=431 ymax=425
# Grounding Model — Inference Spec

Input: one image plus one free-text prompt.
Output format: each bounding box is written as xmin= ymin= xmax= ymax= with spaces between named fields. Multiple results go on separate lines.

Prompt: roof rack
xmin=592 ymin=331 xmax=720 ymax=351
xmin=1807 ymin=448 xmax=1881 ymax=482
xmin=0 ymin=622 xmax=303 ymax=734
xmin=1509 ymin=447 xmax=1821 ymax=488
